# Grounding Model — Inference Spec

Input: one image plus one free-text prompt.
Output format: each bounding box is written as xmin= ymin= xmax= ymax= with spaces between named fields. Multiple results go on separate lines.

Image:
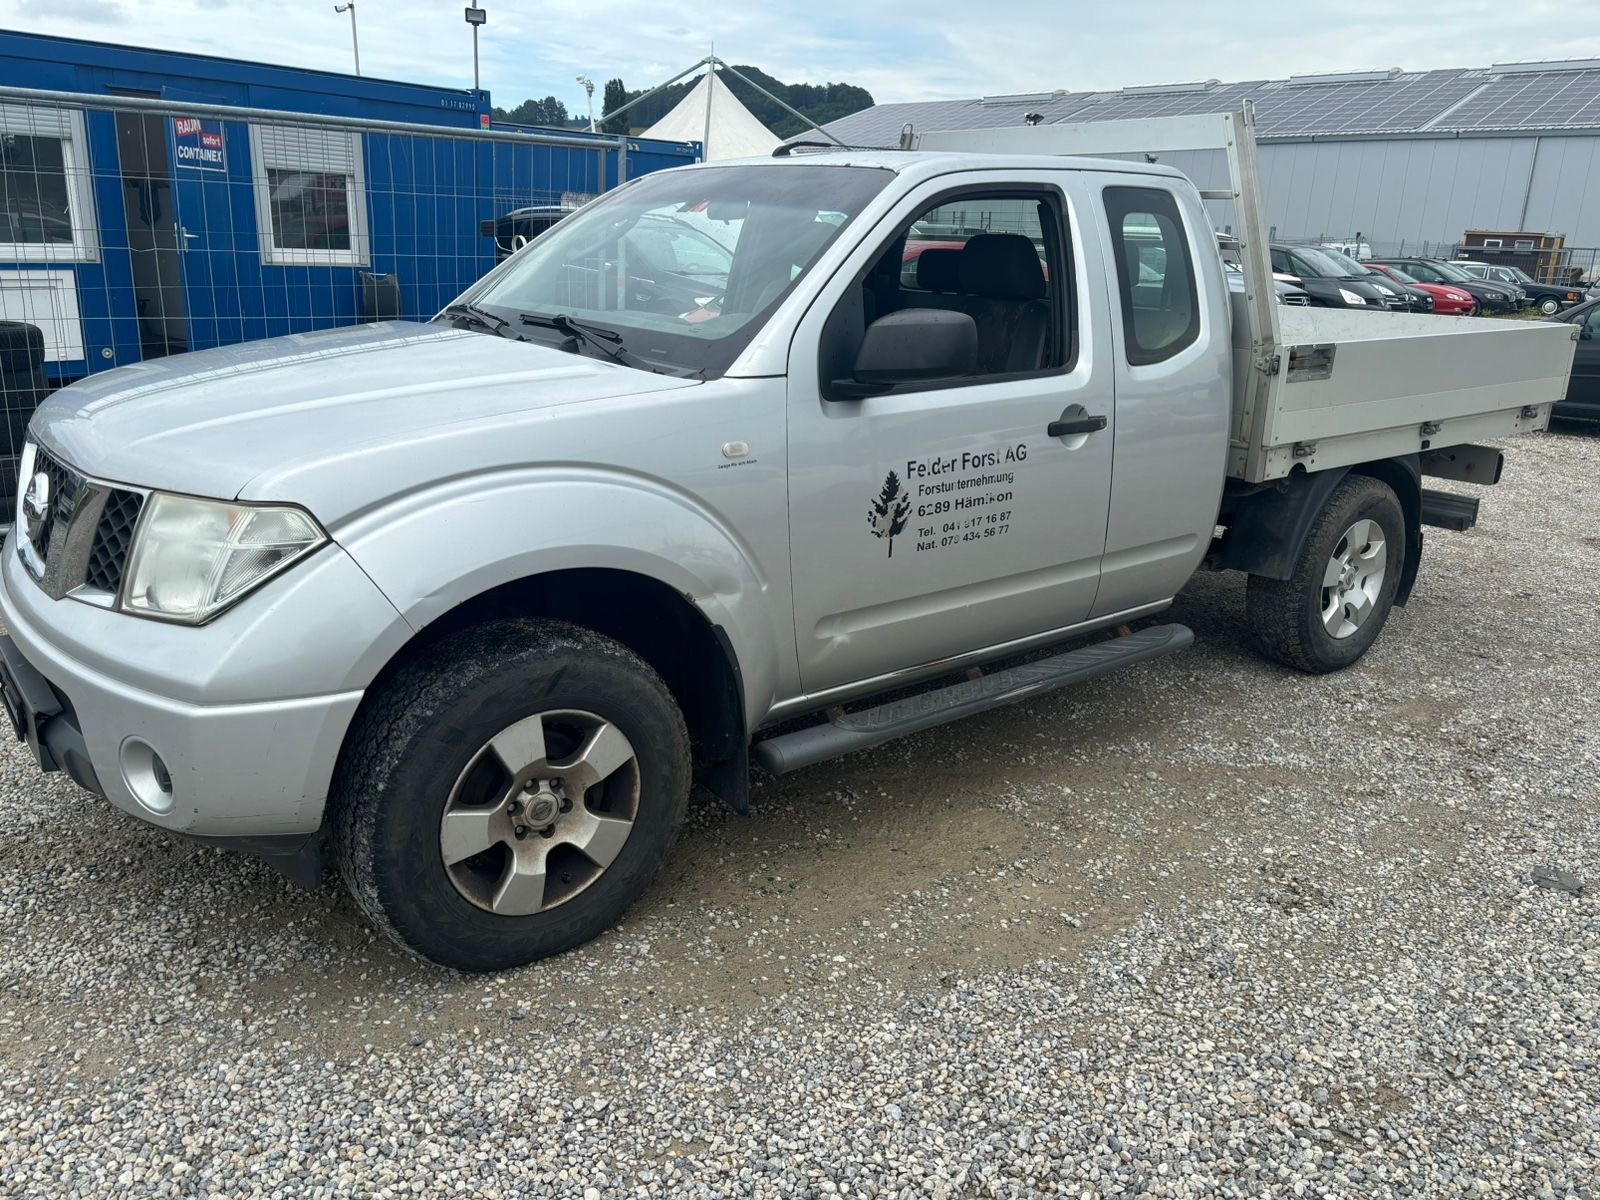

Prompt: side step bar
xmin=1420 ymin=487 xmax=1480 ymax=532
xmin=752 ymin=623 xmax=1194 ymax=776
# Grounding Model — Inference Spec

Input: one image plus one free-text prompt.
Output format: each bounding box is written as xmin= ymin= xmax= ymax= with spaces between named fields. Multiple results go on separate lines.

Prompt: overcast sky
xmin=4 ymin=0 xmax=1597 ymax=108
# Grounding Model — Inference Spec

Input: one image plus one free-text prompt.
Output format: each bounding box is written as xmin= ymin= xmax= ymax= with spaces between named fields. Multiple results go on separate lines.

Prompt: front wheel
xmin=333 ymin=618 xmax=690 ymax=971
xmin=1245 ymin=475 xmax=1406 ymax=674
xmin=1539 ymin=297 xmax=1561 ymax=316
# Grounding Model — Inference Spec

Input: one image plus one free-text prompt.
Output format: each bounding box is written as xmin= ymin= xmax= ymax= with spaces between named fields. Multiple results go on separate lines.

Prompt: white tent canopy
xmin=641 ymin=70 xmax=780 ymax=161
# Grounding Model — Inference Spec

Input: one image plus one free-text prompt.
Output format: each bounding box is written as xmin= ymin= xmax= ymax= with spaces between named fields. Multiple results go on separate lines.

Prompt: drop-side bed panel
xmin=1235 ymin=310 xmax=1578 ymax=482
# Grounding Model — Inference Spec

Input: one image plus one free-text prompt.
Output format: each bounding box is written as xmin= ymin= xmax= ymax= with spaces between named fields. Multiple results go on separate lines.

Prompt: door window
xmin=0 ymin=104 xmax=98 ymax=263
xmin=1104 ymin=186 xmax=1198 ymax=365
xmin=822 ymin=189 xmax=1069 ymax=399
xmin=249 ymin=125 xmax=368 ymax=266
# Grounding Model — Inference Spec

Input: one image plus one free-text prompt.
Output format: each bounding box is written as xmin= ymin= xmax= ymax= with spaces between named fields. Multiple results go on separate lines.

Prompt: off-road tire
xmin=1246 ymin=475 xmax=1405 ymax=674
xmin=333 ymin=618 xmax=690 ymax=971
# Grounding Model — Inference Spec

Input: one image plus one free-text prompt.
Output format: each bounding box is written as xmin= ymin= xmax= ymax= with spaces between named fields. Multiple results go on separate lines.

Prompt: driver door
xmin=784 ymin=175 xmax=1115 ymax=695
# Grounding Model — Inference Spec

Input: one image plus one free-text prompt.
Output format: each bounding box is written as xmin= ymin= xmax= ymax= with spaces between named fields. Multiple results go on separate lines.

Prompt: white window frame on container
xmin=248 ymin=124 xmax=369 ymax=267
xmin=0 ymin=103 xmax=99 ymax=264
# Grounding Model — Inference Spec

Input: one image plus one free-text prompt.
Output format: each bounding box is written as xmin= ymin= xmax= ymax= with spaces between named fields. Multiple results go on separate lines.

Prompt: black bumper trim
xmin=0 ymin=632 xmax=65 ymax=771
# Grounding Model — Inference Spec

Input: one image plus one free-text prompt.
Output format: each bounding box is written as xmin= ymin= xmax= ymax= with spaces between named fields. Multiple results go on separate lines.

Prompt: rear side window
xmin=1104 ymin=186 xmax=1199 ymax=366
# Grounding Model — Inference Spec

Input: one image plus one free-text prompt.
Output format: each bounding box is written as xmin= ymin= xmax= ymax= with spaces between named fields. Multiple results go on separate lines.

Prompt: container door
xmin=112 ymin=109 xmax=187 ymax=358
xmin=163 ymin=88 xmax=244 ymax=354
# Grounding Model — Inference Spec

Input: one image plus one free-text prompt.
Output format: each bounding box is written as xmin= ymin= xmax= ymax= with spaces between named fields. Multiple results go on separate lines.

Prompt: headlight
xmin=122 ymin=493 xmax=326 ymax=624
xmin=1338 ymin=289 xmax=1367 ymax=305
xmin=1372 ymin=283 xmax=1395 ymax=296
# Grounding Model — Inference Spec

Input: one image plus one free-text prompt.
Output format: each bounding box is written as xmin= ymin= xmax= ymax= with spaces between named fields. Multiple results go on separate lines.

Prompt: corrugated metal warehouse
xmin=819 ymin=60 xmax=1600 ymax=275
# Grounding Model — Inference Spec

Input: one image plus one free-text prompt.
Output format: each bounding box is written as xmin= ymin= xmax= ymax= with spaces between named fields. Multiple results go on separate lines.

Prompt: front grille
xmin=27 ymin=449 xmax=75 ymax=566
xmin=85 ymin=488 xmax=144 ymax=595
xmin=1282 ymin=294 xmax=1310 ymax=306
xmin=18 ymin=445 xmax=146 ymax=602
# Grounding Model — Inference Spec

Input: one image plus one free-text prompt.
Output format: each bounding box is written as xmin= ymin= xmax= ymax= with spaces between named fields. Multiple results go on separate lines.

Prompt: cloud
xmin=14 ymin=0 xmax=125 ymax=22
xmin=1 ymin=0 xmax=1595 ymax=109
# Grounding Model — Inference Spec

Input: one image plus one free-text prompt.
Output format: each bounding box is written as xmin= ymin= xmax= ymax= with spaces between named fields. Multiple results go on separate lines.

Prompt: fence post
xmin=616 ymin=134 xmax=628 ymax=186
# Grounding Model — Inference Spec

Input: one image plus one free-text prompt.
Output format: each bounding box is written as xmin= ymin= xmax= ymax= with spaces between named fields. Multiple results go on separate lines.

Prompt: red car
xmin=1367 ymin=262 xmax=1476 ymax=315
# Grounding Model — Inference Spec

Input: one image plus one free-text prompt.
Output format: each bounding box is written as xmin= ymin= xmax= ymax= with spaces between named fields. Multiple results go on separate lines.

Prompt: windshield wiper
xmin=442 ymin=302 xmax=520 ymax=338
xmin=518 ymin=312 xmax=659 ymax=372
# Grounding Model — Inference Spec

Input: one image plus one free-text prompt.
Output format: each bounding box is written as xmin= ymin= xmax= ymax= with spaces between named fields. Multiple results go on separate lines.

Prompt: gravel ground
xmin=2 ymin=426 xmax=1597 ymax=1199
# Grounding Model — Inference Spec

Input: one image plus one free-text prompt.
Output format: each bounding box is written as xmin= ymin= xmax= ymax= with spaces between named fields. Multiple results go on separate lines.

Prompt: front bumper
xmin=0 ymin=532 xmax=410 ymax=840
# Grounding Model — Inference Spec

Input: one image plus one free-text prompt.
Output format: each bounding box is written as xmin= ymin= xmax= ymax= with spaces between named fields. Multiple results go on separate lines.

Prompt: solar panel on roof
xmin=812 ymin=62 xmax=1600 ymax=146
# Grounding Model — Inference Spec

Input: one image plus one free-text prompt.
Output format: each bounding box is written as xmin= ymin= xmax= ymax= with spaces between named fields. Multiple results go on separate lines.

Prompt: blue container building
xmin=0 ymin=31 xmax=698 ymax=381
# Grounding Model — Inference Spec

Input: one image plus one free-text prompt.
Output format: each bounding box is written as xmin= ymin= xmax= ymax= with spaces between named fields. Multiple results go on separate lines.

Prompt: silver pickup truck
xmin=0 ymin=112 xmax=1577 ymax=970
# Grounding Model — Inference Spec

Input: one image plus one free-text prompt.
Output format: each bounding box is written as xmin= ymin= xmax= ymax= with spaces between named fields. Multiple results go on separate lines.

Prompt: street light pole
xmin=333 ymin=3 xmax=360 ymax=76
xmin=576 ymin=75 xmax=596 ymax=132
xmin=464 ymin=6 xmax=487 ymax=92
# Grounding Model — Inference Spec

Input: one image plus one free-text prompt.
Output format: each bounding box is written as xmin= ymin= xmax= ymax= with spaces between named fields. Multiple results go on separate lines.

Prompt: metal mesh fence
xmin=0 ymin=86 xmax=693 ymax=500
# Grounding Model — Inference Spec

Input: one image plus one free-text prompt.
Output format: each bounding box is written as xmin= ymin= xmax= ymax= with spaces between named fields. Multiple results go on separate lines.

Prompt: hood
xmin=33 ymin=321 xmax=698 ymax=502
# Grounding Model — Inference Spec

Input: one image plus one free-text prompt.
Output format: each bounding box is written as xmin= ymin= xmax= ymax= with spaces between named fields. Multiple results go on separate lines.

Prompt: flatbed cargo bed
xmin=1232 ymin=306 xmax=1576 ymax=481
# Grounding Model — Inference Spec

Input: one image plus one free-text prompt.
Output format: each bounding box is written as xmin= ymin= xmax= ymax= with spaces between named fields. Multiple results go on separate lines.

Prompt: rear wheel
xmin=333 ymin=618 xmax=690 ymax=971
xmin=1246 ymin=476 xmax=1405 ymax=674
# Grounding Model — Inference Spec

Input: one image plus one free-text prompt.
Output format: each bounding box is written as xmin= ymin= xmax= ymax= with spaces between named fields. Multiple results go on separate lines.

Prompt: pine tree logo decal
xmin=868 ymin=470 xmax=912 ymax=558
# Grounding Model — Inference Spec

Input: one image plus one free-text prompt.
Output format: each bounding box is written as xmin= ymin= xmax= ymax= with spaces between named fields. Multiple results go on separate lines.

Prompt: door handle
xmin=1047 ymin=414 xmax=1107 ymax=437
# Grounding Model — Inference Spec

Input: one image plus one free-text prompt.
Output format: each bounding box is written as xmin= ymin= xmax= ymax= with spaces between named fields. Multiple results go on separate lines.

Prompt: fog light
xmin=121 ymin=738 xmax=175 ymax=814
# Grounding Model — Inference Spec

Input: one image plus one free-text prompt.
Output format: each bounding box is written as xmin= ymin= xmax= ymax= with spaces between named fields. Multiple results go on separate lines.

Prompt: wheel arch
xmin=1221 ymin=454 xmax=1422 ymax=604
xmin=341 ymin=566 xmax=752 ymax=813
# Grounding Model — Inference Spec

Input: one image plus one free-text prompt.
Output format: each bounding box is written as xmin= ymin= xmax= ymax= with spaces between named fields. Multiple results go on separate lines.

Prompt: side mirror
xmin=832 ymin=309 xmax=978 ymax=399
xmin=1582 ymin=327 xmax=1594 ymax=341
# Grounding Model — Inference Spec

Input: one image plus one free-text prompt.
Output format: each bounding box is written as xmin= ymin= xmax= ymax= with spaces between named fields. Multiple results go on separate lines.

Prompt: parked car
xmin=1310 ymin=246 xmax=1428 ymax=311
xmin=1549 ymin=297 xmax=1600 ymax=419
xmin=1269 ymin=244 xmax=1397 ymax=310
xmin=1453 ymin=261 xmax=1581 ymax=316
xmin=1224 ymin=261 xmax=1310 ymax=305
xmin=1366 ymin=263 xmax=1476 ymax=316
xmin=1369 ymin=258 xmax=1522 ymax=315
xmin=481 ymin=193 xmax=597 ymax=263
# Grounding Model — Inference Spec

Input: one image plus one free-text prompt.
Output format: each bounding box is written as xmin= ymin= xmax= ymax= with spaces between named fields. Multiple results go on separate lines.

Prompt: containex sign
xmin=172 ymin=116 xmax=227 ymax=172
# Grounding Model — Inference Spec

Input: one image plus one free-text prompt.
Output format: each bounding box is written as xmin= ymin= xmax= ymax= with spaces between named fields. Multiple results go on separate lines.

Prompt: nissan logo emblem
xmin=22 ymin=470 xmax=50 ymax=549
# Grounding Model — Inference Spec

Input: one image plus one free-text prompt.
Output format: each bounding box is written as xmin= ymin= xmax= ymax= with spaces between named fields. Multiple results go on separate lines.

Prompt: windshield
xmin=1378 ymin=265 xmax=1419 ymax=285
xmin=1509 ymin=266 xmax=1538 ymax=284
xmin=1315 ymin=246 xmax=1374 ymax=277
xmin=461 ymin=164 xmax=892 ymax=378
xmin=1289 ymin=246 xmax=1362 ymax=279
xmin=1426 ymin=260 xmax=1476 ymax=284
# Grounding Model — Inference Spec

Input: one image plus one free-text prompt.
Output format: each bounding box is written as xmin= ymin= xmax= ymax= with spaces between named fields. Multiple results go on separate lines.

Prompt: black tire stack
xmin=0 ymin=321 xmax=51 ymax=508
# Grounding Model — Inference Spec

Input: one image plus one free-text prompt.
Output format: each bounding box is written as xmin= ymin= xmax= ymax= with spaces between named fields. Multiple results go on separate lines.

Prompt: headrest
xmin=914 ymin=247 xmax=963 ymax=293
xmin=959 ymin=233 xmax=1046 ymax=301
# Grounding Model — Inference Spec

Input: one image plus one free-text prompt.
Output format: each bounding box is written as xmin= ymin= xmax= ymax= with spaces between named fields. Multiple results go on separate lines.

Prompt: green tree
xmin=601 ymin=78 xmax=629 ymax=134
xmin=493 ymin=95 xmax=571 ymax=127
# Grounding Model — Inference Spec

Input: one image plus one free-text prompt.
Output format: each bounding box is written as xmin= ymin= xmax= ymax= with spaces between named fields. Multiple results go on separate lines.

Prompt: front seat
xmin=956 ymin=233 xmax=1050 ymax=374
